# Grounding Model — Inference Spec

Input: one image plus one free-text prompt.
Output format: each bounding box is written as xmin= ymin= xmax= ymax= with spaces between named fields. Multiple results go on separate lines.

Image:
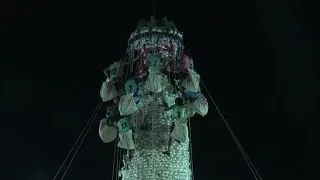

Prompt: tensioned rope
xmin=52 ymin=100 xmax=103 ymax=180
xmin=188 ymin=117 xmax=194 ymax=180
xmin=60 ymin=100 xmax=103 ymax=180
xmin=173 ymin=56 xmax=195 ymax=180
xmin=112 ymin=137 xmax=118 ymax=180
xmin=113 ymin=58 xmax=132 ymax=180
xmin=116 ymin=144 xmax=120 ymax=180
xmin=200 ymin=79 xmax=263 ymax=180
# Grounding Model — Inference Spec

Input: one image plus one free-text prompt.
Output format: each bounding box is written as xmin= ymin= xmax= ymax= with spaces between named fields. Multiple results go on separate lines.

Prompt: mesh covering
xmin=100 ymin=17 xmax=209 ymax=180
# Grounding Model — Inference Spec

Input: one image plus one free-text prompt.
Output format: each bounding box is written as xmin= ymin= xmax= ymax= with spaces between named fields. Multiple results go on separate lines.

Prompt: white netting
xmin=190 ymin=93 xmax=209 ymax=117
xmin=144 ymin=70 xmax=164 ymax=93
xmin=120 ymin=142 xmax=191 ymax=180
xmin=118 ymin=129 xmax=135 ymax=150
xmin=98 ymin=118 xmax=117 ymax=143
xmin=181 ymin=69 xmax=200 ymax=92
xmin=104 ymin=61 xmax=124 ymax=81
xmin=118 ymin=93 xmax=139 ymax=116
xmin=171 ymin=122 xmax=189 ymax=143
xmin=100 ymin=80 xmax=118 ymax=102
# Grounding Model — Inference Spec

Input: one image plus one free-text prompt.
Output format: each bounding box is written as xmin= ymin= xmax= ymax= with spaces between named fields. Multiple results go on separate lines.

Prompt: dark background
xmin=1 ymin=0 xmax=319 ymax=179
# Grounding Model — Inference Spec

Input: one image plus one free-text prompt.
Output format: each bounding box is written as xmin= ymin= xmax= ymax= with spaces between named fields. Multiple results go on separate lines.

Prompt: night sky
xmin=2 ymin=0 xmax=319 ymax=179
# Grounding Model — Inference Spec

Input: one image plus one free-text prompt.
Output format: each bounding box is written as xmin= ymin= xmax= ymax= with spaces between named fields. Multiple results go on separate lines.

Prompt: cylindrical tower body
xmin=100 ymin=17 xmax=208 ymax=180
